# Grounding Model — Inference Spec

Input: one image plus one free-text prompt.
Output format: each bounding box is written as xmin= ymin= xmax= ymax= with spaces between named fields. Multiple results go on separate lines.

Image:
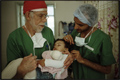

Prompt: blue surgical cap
xmin=74 ymin=4 xmax=98 ymax=27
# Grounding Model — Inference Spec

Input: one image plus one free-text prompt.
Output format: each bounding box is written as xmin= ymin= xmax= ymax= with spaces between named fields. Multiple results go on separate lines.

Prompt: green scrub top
xmin=7 ymin=26 xmax=55 ymax=64
xmin=71 ymin=29 xmax=116 ymax=79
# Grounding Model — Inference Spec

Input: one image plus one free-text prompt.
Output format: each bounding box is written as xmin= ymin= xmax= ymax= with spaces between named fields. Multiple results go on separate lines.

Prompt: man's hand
xmin=64 ymin=53 xmax=74 ymax=69
xmin=71 ymin=50 xmax=84 ymax=63
xmin=37 ymin=59 xmax=45 ymax=67
xmin=63 ymin=35 xmax=74 ymax=45
xmin=17 ymin=53 xmax=37 ymax=77
xmin=71 ymin=50 xmax=112 ymax=74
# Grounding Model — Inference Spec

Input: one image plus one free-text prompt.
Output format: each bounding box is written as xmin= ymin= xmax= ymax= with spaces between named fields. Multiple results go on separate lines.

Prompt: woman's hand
xmin=17 ymin=53 xmax=37 ymax=77
xmin=71 ymin=50 xmax=84 ymax=63
xmin=63 ymin=35 xmax=74 ymax=45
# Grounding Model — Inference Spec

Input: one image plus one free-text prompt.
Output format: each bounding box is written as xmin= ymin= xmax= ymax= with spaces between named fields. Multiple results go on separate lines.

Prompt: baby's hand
xmin=62 ymin=50 xmax=70 ymax=54
xmin=37 ymin=59 xmax=45 ymax=67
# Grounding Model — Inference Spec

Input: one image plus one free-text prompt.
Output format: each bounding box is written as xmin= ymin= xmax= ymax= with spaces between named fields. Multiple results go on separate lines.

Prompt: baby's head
xmin=53 ymin=39 xmax=71 ymax=53
xmin=51 ymin=39 xmax=71 ymax=60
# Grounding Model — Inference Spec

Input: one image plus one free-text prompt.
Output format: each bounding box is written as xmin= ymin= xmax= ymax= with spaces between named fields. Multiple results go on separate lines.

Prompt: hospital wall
xmin=1 ymin=1 xmax=17 ymax=70
xmin=1 ymin=1 xmax=116 ymax=79
xmin=45 ymin=1 xmax=85 ymax=39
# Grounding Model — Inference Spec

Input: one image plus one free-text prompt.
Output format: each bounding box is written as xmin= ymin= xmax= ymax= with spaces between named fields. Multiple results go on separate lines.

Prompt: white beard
xmin=36 ymin=26 xmax=44 ymax=33
xmin=30 ymin=19 xmax=44 ymax=33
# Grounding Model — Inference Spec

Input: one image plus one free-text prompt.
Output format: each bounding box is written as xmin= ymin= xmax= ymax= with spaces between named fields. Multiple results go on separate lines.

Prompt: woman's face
xmin=74 ymin=17 xmax=90 ymax=33
xmin=53 ymin=40 xmax=66 ymax=52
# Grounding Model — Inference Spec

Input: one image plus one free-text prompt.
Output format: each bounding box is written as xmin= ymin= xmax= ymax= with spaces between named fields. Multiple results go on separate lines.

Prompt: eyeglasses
xmin=30 ymin=11 xmax=49 ymax=20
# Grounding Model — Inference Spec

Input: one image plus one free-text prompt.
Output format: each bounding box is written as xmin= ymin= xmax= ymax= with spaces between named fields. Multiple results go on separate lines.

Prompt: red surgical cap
xmin=23 ymin=1 xmax=47 ymax=14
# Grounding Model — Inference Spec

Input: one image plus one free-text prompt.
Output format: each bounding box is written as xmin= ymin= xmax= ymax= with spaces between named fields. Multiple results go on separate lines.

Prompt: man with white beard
xmin=3 ymin=1 xmax=74 ymax=79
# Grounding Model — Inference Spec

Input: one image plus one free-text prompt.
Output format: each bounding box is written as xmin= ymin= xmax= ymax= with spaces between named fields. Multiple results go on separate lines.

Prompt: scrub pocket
xmin=36 ymin=67 xmax=53 ymax=79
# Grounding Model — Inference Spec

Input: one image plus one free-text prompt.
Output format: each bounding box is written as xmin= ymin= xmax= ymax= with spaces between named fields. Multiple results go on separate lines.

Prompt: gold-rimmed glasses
xmin=30 ymin=11 xmax=49 ymax=20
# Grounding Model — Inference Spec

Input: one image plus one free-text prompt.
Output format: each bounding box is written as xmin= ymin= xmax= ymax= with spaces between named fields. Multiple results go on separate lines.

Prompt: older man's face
xmin=30 ymin=11 xmax=47 ymax=33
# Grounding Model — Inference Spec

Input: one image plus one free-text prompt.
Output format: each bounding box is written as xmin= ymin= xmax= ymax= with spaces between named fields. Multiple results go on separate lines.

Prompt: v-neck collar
xmin=85 ymin=29 xmax=100 ymax=46
xmin=20 ymin=27 xmax=33 ymax=41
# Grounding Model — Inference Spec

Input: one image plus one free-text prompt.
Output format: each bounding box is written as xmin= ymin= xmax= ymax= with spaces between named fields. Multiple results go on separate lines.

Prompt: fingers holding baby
xmin=64 ymin=53 xmax=74 ymax=69
xmin=37 ymin=59 xmax=45 ymax=67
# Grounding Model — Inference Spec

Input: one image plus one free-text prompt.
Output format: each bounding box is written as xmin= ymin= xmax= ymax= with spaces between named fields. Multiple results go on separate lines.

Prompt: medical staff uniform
xmin=71 ymin=29 xmax=116 ymax=79
xmin=7 ymin=26 xmax=55 ymax=64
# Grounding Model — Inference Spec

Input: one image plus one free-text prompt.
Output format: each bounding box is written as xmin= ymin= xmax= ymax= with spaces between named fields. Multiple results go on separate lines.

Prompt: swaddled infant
xmin=2 ymin=39 xmax=71 ymax=79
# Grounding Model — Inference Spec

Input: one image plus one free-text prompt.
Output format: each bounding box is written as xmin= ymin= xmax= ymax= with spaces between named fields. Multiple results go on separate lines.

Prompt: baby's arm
xmin=37 ymin=51 xmax=52 ymax=67
xmin=39 ymin=51 xmax=68 ymax=68
xmin=42 ymin=51 xmax=52 ymax=59
xmin=45 ymin=55 xmax=68 ymax=68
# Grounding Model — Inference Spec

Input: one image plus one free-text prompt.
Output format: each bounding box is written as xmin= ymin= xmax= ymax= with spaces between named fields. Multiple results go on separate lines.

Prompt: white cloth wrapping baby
xmin=1 ymin=58 xmax=36 ymax=79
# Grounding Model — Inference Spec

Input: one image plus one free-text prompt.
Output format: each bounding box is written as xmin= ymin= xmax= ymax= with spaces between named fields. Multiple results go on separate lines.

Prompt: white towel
xmin=2 ymin=58 xmax=36 ymax=79
xmin=2 ymin=58 xmax=23 ymax=79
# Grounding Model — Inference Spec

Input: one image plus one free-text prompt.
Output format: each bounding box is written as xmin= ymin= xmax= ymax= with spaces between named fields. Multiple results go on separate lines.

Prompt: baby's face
xmin=53 ymin=41 xmax=66 ymax=52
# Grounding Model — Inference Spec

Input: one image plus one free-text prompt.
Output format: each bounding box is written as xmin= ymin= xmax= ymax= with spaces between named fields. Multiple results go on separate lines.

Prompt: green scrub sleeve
xmin=7 ymin=34 xmax=22 ymax=65
xmin=100 ymin=36 xmax=116 ymax=65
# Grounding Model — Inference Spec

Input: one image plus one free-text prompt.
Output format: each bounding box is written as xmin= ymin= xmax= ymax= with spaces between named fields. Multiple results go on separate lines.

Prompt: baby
xmin=2 ymin=39 xmax=71 ymax=79
xmin=37 ymin=39 xmax=71 ymax=79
